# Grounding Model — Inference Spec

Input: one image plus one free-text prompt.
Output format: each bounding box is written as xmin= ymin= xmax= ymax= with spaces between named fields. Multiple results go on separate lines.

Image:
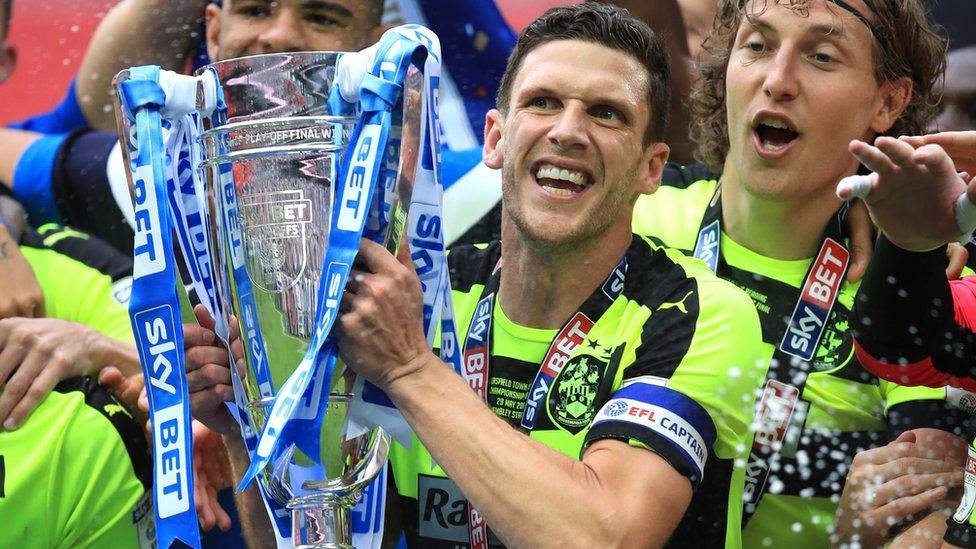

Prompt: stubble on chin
xmin=500 ymin=176 xmax=630 ymax=256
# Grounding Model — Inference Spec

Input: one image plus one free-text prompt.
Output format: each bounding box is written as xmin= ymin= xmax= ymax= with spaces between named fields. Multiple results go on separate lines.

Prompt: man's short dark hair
xmin=495 ymin=2 xmax=671 ymax=144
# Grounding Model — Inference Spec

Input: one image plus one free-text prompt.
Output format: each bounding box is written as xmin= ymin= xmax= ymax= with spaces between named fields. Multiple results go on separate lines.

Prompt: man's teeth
xmin=762 ymin=141 xmax=788 ymax=152
xmin=541 ymin=185 xmax=576 ymax=196
xmin=761 ymin=118 xmax=791 ymax=130
xmin=536 ymin=165 xmax=587 ymax=186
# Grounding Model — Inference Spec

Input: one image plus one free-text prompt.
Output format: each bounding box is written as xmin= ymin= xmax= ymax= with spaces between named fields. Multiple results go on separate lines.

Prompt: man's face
xmin=205 ymin=0 xmax=380 ymax=62
xmin=483 ymin=39 xmax=667 ymax=250
xmin=934 ymin=46 xmax=976 ymax=132
xmin=724 ymin=0 xmax=905 ymax=203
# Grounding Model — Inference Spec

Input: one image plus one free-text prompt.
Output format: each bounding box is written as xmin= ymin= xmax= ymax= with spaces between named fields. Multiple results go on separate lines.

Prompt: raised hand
xmin=838 ymin=136 xmax=971 ymax=251
xmin=900 ymin=131 xmax=976 ymax=180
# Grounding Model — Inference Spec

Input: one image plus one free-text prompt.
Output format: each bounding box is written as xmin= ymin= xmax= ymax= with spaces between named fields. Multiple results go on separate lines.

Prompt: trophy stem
xmin=289 ymin=492 xmax=361 ymax=549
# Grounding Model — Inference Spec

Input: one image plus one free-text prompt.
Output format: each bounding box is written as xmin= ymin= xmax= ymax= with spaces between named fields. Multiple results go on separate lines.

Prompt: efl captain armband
xmin=585 ymin=382 xmax=716 ymax=487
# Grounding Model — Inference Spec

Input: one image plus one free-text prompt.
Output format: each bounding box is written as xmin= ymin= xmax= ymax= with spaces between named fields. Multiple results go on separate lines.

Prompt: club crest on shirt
xmin=547 ymin=345 xmax=611 ymax=433
xmin=811 ymin=310 xmax=853 ymax=372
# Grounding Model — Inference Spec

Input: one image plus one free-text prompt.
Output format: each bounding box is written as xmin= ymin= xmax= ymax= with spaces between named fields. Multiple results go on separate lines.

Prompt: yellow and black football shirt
xmin=386 ymin=235 xmax=767 ymax=548
xmin=633 ymin=163 xmax=971 ymax=547
xmin=0 ymin=225 xmax=150 ymax=548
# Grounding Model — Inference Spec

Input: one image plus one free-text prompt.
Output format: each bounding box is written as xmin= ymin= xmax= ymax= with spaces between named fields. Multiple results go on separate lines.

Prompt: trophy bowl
xmin=198 ymin=51 xmax=395 ymax=548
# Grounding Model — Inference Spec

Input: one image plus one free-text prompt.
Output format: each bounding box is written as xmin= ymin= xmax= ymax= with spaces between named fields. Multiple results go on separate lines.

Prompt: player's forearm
xmin=385 ymin=355 xmax=652 ymax=547
xmin=76 ymin=0 xmax=208 ymax=131
xmin=223 ymin=432 xmax=277 ymax=548
xmin=855 ymin=236 xmax=976 ymax=379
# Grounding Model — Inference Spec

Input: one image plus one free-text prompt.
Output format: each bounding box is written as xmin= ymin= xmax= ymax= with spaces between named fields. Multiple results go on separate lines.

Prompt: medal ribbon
xmin=119 ymin=65 xmax=295 ymax=544
xmin=458 ymin=251 xmax=628 ymax=547
xmin=691 ymin=187 xmax=851 ymax=524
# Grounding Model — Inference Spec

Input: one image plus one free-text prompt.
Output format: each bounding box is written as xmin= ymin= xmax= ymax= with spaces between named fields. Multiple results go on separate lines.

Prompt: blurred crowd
xmin=2 ymin=0 xmax=976 ymax=548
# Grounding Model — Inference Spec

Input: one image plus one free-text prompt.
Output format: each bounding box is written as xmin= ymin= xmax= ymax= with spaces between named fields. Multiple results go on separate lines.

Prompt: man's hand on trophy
xmin=185 ymin=304 xmax=241 ymax=435
xmin=337 ymin=239 xmax=434 ymax=389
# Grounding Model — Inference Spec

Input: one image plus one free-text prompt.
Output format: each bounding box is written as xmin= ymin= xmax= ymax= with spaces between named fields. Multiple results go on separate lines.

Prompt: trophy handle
xmin=380 ymin=64 xmax=426 ymax=257
xmin=111 ymin=70 xmax=137 ymax=210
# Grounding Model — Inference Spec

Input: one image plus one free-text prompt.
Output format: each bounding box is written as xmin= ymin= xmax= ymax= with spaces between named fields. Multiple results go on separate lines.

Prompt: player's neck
xmin=498 ymin=218 xmax=632 ymax=330
xmin=721 ymin=179 xmax=841 ymax=261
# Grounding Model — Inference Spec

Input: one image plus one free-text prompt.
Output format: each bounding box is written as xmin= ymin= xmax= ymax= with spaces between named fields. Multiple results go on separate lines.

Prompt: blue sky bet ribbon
xmin=119 ymin=65 xmax=201 ymax=549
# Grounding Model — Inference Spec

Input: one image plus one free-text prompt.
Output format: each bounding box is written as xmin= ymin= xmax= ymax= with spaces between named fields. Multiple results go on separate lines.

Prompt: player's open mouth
xmin=752 ymin=113 xmax=800 ymax=155
xmin=533 ymin=163 xmax=593 ymax=197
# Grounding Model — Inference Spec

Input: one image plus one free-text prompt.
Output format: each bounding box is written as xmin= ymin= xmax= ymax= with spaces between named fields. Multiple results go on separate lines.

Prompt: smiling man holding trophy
xmin=114 ymin=23 xmax=452 ymax=548
xmin=188 ymin=4 xmax=769 ymax=549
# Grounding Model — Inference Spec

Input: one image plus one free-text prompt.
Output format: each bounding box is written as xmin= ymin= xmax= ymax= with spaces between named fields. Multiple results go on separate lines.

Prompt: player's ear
xmin=205 ymin=3 xmax=223 ymax=62
xmin=870 ymin=77 xmax=912 ymax=134
xmin=635 ymin=141 xmax=669 ymax=196
xmin=483 ymin=109 xmax=505 ymax=170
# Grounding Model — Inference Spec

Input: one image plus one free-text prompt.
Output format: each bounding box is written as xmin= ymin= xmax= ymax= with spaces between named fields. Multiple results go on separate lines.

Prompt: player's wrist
xmin=84 ymin=328 xmax=136 ymax=376
xmin=382 ymin=350 xmax=442 ymax=399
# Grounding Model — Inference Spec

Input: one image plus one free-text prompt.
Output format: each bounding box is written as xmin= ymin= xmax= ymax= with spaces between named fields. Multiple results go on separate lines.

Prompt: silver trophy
xmin=115 ymin=51 xmax=424 ymax=548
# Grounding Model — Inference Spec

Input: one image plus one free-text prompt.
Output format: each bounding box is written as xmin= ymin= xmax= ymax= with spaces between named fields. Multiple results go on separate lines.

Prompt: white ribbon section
xmin=956 ymin=191 xmax=976 ymax=244
xmin=835 ymin=174 xmax=873 ymax=200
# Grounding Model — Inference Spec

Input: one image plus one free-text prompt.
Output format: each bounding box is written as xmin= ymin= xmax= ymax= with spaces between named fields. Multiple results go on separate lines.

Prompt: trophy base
xmin=289 ymin=492 xmax=361 ymax=549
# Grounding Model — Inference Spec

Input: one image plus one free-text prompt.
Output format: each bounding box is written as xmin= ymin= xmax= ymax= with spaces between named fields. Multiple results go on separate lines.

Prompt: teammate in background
xmin=631 ymin=0 xmax=970 ymax=546
xmin=0 ymin=193 xmax=151 ymax=547
xmin=191 ymin=4 xmax=768 ymax=547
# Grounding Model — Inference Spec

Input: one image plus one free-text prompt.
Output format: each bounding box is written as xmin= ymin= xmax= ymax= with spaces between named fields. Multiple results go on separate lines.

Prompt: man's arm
xmin=337 ymin=240 xmax=692 ymax=547
xmin=853 ymin=236 xmax=976 ymax=389
xmin=388 ymin=356 xmax=691 ymax=547
xmin=0 ymin=128 xmax=41 ymax=190
xmin=76 ymin=0 xmax=208 ymax=131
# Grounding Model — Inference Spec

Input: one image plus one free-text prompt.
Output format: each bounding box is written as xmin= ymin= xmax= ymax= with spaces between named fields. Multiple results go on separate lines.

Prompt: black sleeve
xmin=20 ymin=225 xmax=133 ymax=281
xmin=51 ymin=130 xmax=134 ymax=254
xmin=852 ymin=235 xmax=976 ymax=380
xmin=887 ymin=399 xmax=973 ymax=440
